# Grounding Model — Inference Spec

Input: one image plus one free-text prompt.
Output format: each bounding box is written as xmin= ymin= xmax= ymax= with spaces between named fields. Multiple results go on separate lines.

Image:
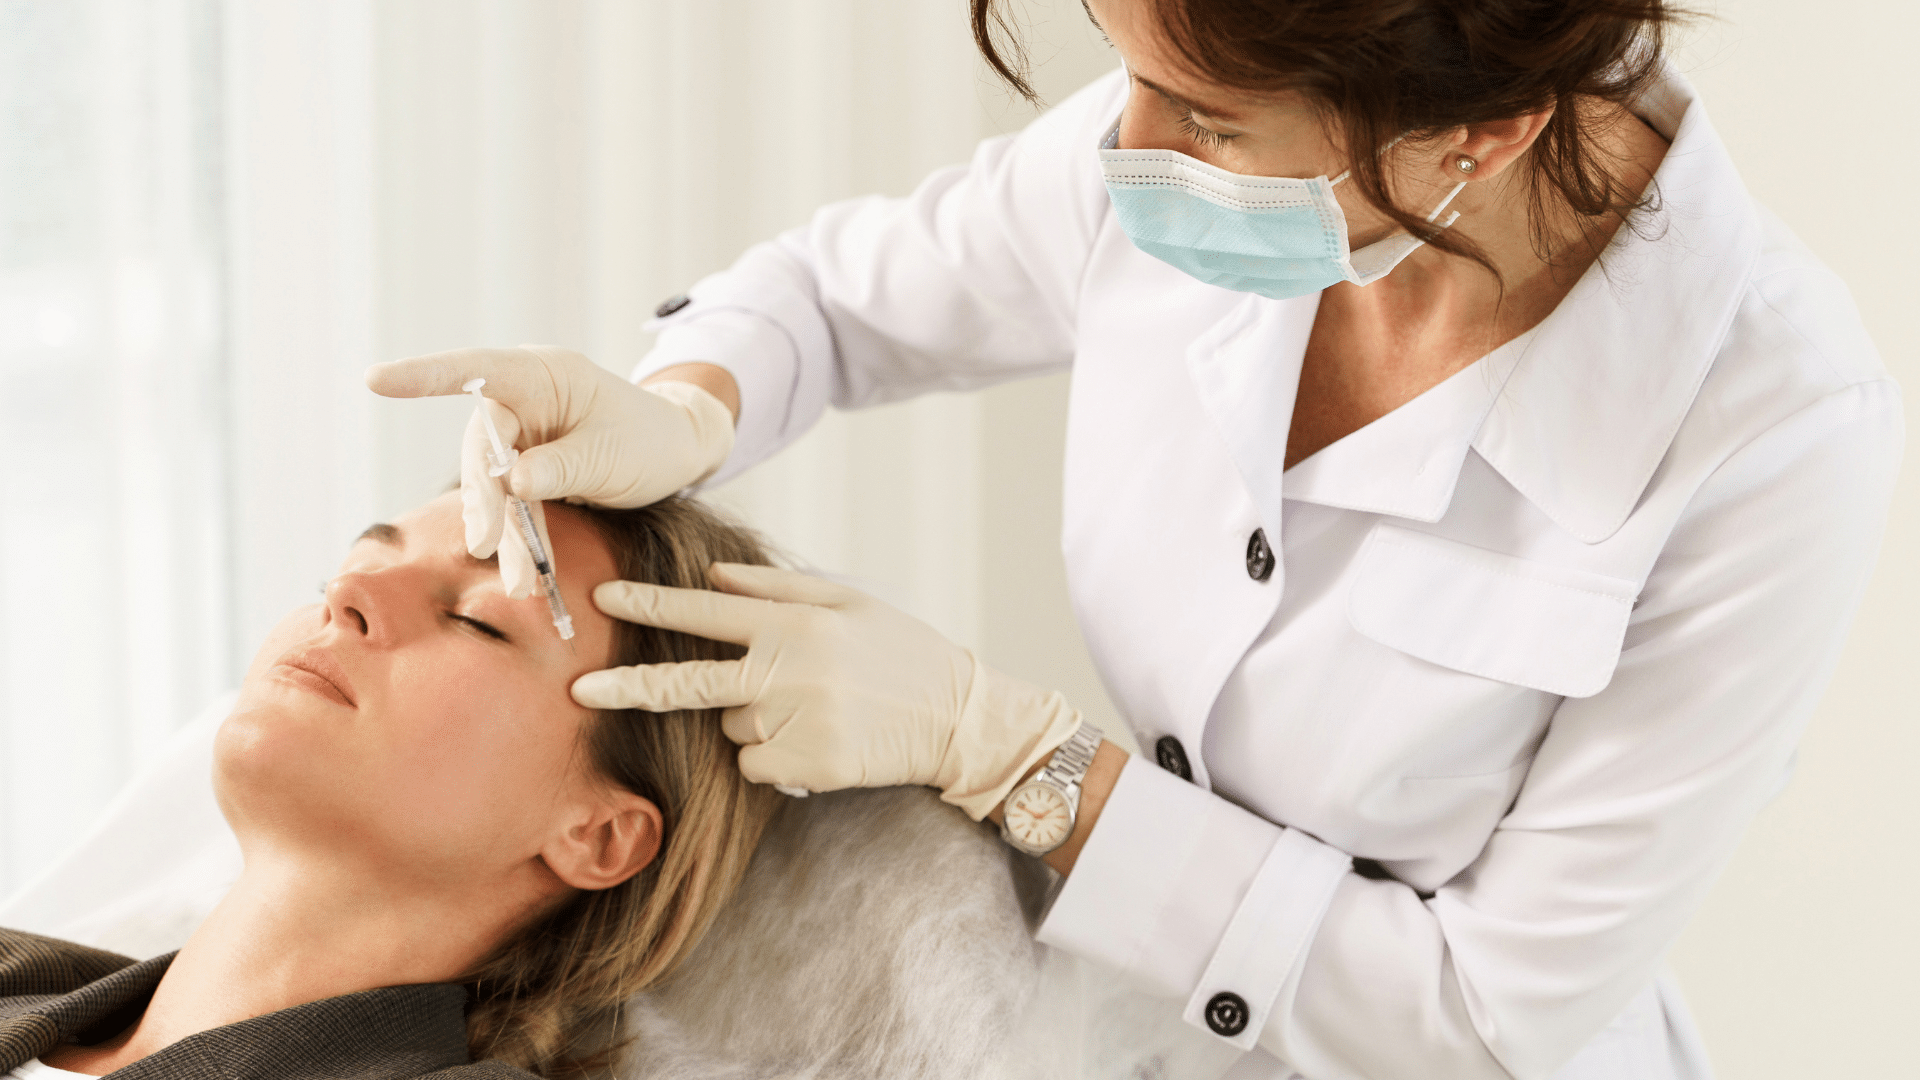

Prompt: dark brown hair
xmin=463 ymin=496 xmax=784 ymax=1078
xmin=974 ymin=0 xmax=1682 ymax=270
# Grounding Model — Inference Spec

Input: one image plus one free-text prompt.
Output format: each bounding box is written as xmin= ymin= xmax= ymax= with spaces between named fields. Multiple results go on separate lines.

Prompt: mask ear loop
xmin=1425 ymin=181 xmax=1468 ymax=229
xmin=1279 ymin=134 xmax=1469 ymax=230
xmin=1328 ymin=132 xmax=1406 ymax=188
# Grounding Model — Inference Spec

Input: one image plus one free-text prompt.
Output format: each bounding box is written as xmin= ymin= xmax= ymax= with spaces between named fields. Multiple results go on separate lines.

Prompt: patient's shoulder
xmin=0 ymin=928 xmax=136 ymax=997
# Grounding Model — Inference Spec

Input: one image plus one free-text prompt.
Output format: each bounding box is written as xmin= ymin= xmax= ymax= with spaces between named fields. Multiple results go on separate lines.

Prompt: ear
xmin=1447 ymin=105 xmax=1556 ymax=181
xmin=542 ymin=788 xmax=664 ymax=892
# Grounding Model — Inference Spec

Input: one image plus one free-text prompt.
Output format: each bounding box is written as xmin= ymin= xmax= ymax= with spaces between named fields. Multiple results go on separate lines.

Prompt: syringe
xmin=463 ymin=378 xmax=575 ymax=642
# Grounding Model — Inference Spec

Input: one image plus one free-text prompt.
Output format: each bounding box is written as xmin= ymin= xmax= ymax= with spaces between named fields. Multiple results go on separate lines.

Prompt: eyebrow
xmin=1132 ymin=73 xmax=1247 ymax=124
xmin=1079 ymin=0 xmax=1245 ymax=122
xmin=354 ymin=521 xmax=497 ymax=566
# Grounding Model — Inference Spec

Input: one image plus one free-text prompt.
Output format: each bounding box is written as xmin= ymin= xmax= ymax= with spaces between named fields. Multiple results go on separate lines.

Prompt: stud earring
xmin=1455 ymin=156 xmax=1477 ymax=174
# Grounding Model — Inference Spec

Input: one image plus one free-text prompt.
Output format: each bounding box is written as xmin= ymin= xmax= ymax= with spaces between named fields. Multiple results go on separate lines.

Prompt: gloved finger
xmin=364 ymin=346 xmax=556 ymax=405
xmin=459 ymin=400 xmax=521 ymax=558
xmin=735 ymin=742 xmax=802 ymax=791
xmin=720 ymin=703 xmax=774 ymax=745
xmin=706 ymin=563 xmax=861 ymax=608
xmin=571 ymin=658 xmax=755 ymax=712
xmin=509 ymin=439 xmax=607 ymax=505
xmin=737 ymin=740 xmax=861 ymax=794
xmin=495 ymin=497 xmax=554 ymax=601
xmin=504 ymin=382 xmax=690 ymax=507
xmin=591 ymin=580 xmax=782 ymax=645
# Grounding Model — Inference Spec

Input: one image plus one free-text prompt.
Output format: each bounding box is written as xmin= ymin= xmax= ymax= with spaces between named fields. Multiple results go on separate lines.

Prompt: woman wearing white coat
xmin=370 ymin=0 xmax=1901 ymax=1077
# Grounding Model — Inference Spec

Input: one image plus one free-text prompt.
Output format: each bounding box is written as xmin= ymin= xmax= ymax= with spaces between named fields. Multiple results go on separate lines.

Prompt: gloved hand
xmin=366 ymin=345 xmax=735 ymax=595
xmin=569 ymin=563 xmax=1084 ymax=819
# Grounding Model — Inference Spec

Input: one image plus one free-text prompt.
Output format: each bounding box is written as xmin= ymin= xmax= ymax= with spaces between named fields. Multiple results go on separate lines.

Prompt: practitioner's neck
xmin=42 ymin=847 xmax=562 ymax=1075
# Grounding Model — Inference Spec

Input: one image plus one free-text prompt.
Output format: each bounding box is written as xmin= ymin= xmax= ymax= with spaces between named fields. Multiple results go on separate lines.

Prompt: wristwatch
xmin=1000 ymin=722 xmax=1104 ymax=856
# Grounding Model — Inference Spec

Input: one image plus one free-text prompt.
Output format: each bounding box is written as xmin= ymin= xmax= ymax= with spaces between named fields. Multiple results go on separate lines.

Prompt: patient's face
xmin=219 ymin=492 xmax=621 ymax=886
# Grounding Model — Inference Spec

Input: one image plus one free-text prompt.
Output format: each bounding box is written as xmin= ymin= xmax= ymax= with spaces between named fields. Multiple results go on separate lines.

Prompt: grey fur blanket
xmin=625 ymin=787 xmax=1056 ymax=1079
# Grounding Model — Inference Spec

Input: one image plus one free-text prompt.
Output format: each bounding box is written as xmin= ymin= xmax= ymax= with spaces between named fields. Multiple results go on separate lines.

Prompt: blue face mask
xmin=1097 ymin=119 xmax=1465 ymax=301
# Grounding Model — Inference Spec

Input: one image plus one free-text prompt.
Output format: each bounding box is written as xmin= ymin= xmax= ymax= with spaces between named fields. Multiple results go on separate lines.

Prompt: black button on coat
xmin=1245 ymin=528 xmax=1275 ymax=582
xmin=1154 ymin=736 xmax=1192 ymax=782
xmin=1204 ymin=991 xmax=1249 ymax=1037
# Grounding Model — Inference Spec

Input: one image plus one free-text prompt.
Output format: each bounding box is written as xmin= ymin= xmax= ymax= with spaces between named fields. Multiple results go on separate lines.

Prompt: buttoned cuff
xmin=1036 ymin=756 xmax=1352 ymax=1050
xmin=637 ymin=266 xmax=835 ymax=485
xmin=1181 ymin=828 xmax=1349 ymax=1050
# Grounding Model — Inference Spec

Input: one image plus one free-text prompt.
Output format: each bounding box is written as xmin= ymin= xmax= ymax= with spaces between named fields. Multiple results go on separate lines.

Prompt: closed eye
xmin=1177 ymin=110 xmax=1237 ymax=150
xmin=454 ymin=613 xmax=509 ymax=642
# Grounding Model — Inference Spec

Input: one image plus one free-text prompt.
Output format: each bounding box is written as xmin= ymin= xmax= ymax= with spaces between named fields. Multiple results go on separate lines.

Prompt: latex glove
xmin=570 ymin=563 xmax=1083 ymax=819
xmin=366 ymin=344 xmax=735 ymax=592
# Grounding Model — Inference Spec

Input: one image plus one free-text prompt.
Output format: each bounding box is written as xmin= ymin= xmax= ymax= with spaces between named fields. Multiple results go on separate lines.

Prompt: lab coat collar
xmin=1279 ymin=339 xmax=1525 ymax=523
xmin=1470 ymin=69 xmax=1761 ymax=543
xmin=1206 ymin=69 xmax=1760 ymax=545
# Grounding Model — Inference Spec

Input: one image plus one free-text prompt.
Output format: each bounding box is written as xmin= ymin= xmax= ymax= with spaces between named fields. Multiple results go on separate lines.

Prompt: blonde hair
xmin=462 ymin=496 xmax=785 ymax=1077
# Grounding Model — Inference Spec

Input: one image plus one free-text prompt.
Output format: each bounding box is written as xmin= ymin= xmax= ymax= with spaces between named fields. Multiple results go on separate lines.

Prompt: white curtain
xmin=0 ymin=0 xmax=229 ymax=893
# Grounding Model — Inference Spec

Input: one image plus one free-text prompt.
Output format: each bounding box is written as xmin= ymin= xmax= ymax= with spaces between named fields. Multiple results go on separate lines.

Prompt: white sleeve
xmin=1040 ymin=377 xmax=1903 ymax=1080
xmin=635 ymin=70 xmax=1125 ymax=485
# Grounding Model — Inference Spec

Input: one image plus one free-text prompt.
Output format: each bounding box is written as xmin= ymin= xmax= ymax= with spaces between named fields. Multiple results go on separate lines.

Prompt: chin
xmin=212 ymin=696 xmax=344 ymax=830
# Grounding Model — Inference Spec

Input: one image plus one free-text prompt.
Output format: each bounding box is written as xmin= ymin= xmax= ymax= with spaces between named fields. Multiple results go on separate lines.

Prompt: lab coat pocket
xmin=1348 ymin=524 xmax=1639 ymax=699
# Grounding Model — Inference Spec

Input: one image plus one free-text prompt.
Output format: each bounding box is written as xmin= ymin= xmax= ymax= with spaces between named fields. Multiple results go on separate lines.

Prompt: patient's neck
xmin=43 ymin=848 xmax=558 ymax=1074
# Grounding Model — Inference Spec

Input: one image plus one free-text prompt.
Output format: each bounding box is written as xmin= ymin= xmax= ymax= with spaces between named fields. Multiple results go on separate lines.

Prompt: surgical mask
xmin=1097 ymin=119 xmax=1466 ymax=300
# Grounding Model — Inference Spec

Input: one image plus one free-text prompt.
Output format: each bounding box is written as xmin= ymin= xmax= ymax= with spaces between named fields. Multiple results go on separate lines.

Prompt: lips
xmin=272 ymin=647 xmax=358 ymax=708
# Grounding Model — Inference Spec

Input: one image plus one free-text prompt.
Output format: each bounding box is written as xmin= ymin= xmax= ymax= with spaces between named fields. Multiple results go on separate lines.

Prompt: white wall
xmin=1662 ymin=4 xmax=1918 ymax=1076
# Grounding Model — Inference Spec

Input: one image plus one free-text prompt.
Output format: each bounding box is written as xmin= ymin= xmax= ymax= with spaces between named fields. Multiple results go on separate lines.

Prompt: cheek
xmin=378 ymin=651 xmax=586 ymax=818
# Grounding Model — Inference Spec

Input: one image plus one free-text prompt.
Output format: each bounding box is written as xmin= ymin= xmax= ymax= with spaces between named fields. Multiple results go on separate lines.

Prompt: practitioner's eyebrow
xmin=1132 ymin=73 xmax=1247 ymax=124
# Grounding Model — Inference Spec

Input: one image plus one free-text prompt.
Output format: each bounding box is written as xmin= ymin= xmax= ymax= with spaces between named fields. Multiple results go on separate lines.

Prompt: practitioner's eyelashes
xmin=1178 ymin=110 xmax=1238 ymax=150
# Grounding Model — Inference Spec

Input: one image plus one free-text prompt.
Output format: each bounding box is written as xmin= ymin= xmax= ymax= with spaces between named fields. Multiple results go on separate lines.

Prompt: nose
xmin=323 ymin=566 xmax=430 ymax=646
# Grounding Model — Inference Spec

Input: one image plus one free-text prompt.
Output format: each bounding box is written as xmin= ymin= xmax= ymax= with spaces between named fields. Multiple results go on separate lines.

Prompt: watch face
xmin=1005 ymin=783 xmax=1073 ymax=852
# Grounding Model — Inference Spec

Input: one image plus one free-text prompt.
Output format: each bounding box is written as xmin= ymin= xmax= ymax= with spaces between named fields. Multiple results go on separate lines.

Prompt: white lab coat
xmin=635 ymin=67 xmax=1903 ymax=1080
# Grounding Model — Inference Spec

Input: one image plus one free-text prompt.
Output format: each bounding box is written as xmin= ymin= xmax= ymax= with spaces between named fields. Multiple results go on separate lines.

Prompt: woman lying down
xmin=0 ymin=492 xmax=789 ymax=1079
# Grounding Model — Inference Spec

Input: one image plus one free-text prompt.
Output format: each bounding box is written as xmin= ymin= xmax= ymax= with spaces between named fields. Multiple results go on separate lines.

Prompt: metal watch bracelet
xmin=999 ymin=722 xmax=1103 ymax=856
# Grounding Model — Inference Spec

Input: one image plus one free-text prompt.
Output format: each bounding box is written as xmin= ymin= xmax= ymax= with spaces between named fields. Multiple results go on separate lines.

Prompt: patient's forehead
xmin=381 ymin=491 xmax=622 ymax=668
xmin=389 ymin=492 xmax=608 ymax=569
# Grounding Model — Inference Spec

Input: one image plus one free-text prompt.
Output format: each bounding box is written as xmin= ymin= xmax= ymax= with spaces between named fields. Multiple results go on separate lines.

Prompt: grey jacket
xmin=0 ymin=928 xmax=532 ymax=1079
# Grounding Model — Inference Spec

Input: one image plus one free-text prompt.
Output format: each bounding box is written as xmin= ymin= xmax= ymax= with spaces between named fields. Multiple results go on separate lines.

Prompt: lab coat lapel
xmin=1065 ymin=242 xmax=1288 ymax=791
xmin=1181 ymin=291 xmax=1315 ymax=552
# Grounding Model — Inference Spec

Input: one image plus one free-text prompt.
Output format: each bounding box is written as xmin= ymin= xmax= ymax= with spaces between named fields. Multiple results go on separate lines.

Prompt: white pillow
xmin=0 ymin=691 xmax=242 ymax=955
